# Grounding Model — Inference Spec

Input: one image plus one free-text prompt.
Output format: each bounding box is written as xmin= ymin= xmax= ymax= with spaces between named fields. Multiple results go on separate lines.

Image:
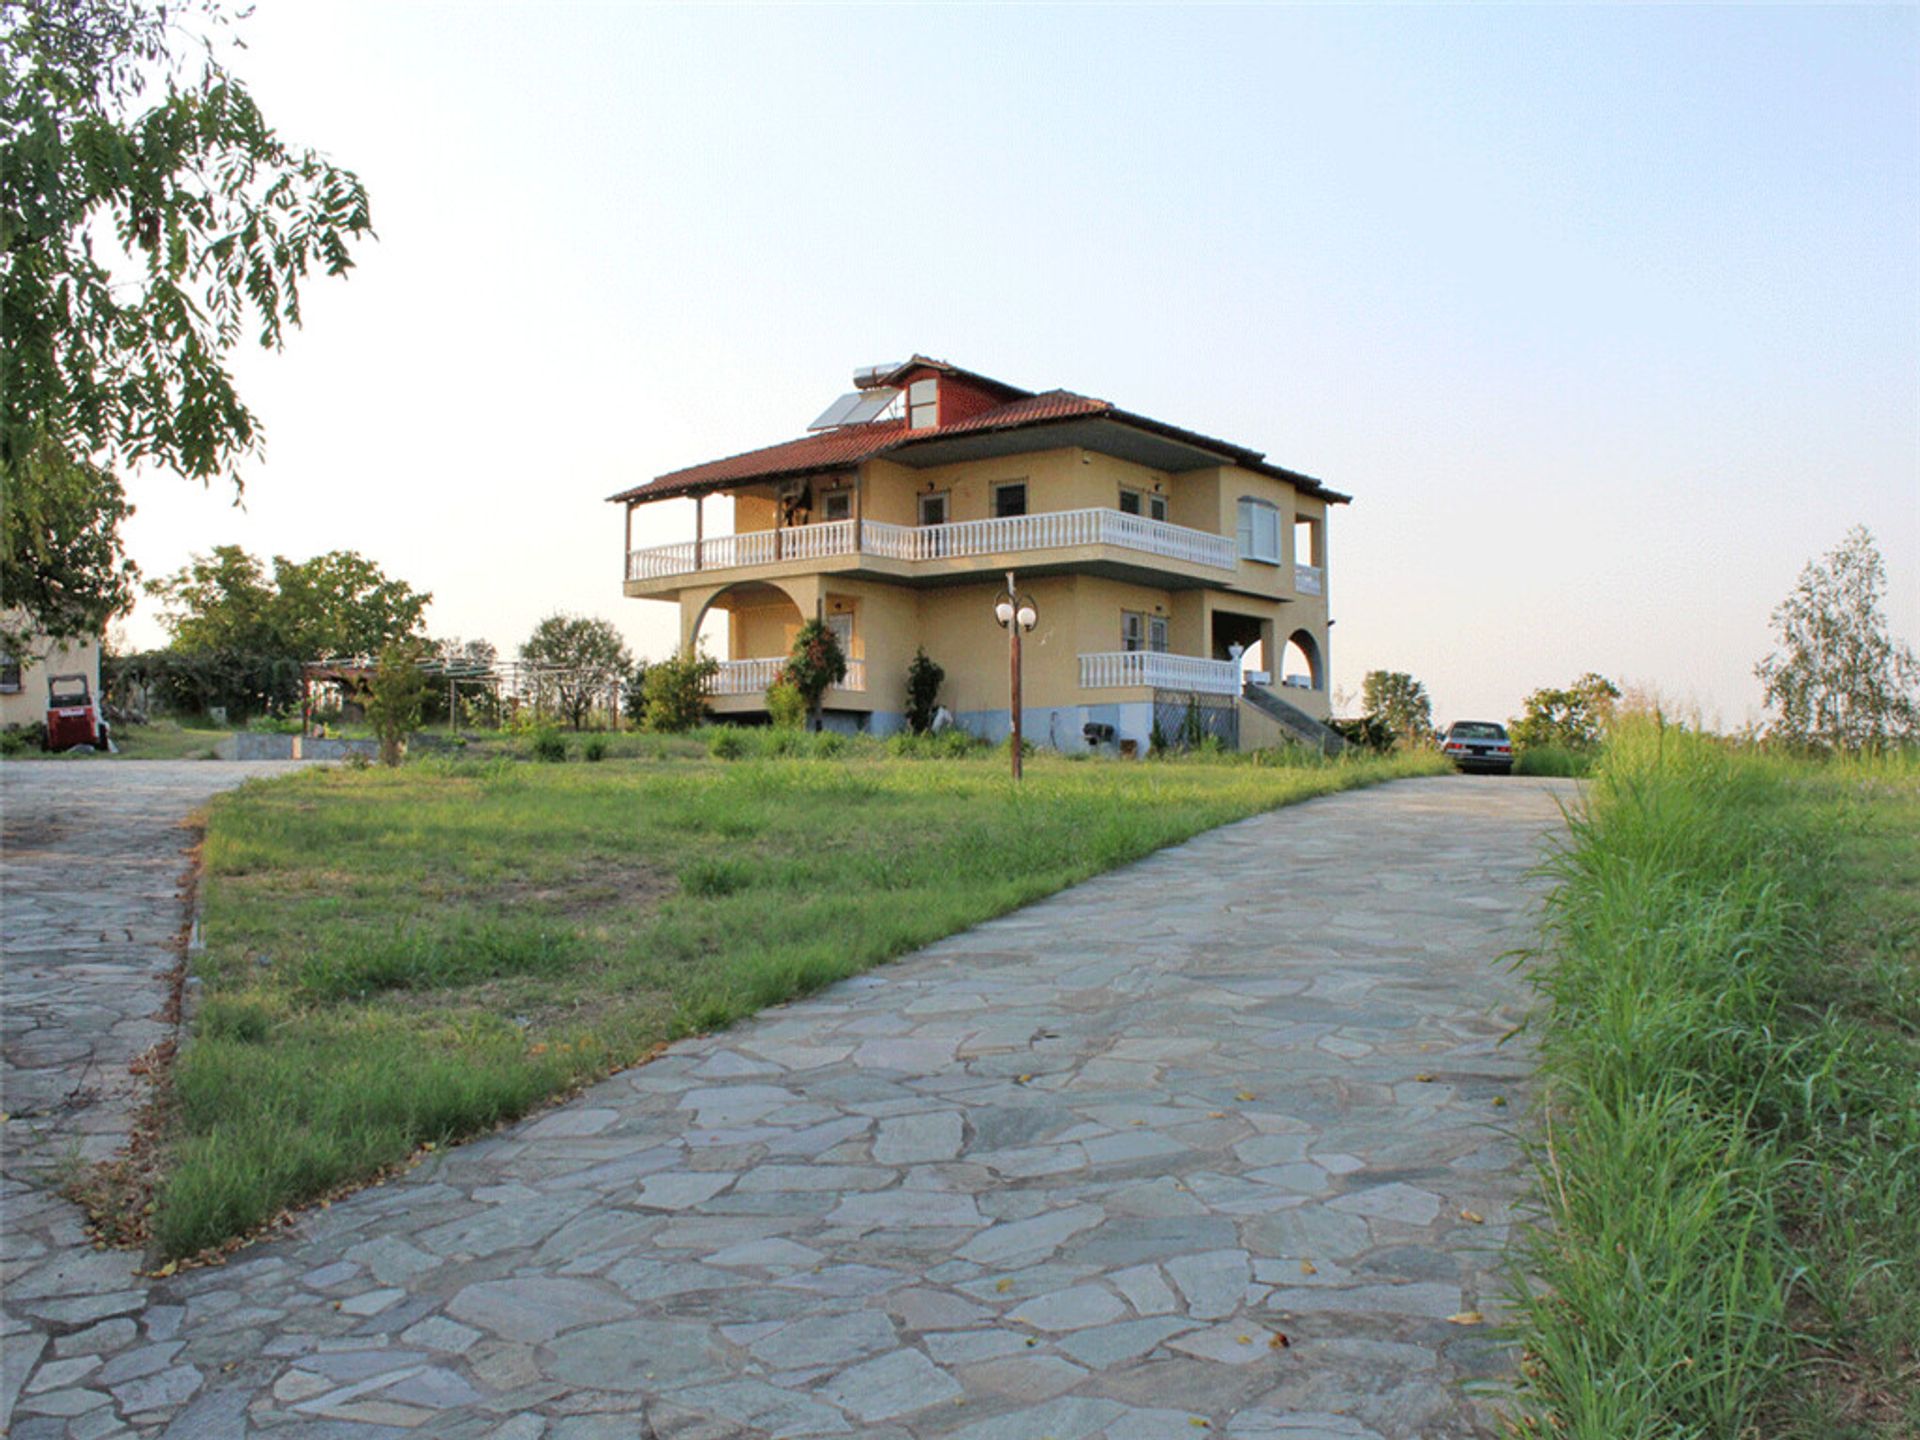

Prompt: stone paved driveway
xmin=2 ymin=760 xmax=315 ymax=1430
xmin=3 ymin=773 xmax=1576 ymax=1440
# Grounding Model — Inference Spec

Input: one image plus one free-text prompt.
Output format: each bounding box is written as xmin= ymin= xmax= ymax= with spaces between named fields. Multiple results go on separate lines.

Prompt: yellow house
xmin=611 ymin=357 xmax=1349 ymax=751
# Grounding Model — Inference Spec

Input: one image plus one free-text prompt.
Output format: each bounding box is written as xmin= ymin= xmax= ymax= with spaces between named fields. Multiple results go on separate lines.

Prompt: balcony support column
xmin=694 ymin=493 xmax=705 ymax=571
xmin=623 ymin=501 xmax=634 ymax=580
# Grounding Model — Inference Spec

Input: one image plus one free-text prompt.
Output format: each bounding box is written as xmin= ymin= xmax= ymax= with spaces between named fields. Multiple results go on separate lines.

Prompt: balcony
xmin=1079 ymin=651 xmax=1241 ymax=696
xmin=708 ymin=657 xmax=866 ymax=696
xmin=627 ymin=509 xmax=1240 ymax=585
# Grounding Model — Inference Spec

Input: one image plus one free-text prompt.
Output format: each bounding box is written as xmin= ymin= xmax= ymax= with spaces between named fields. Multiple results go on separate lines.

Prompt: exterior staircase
xmin=1241 ymin=681 xmax=1347 ymax=756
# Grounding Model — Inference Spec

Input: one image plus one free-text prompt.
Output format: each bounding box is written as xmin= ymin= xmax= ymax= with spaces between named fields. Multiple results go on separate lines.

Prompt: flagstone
xmin=4 ymin=770 xmax=1572 ymax=1437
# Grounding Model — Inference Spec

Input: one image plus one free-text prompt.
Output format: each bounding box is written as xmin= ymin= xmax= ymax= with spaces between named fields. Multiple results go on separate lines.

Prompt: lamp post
xmin=994 ymin=570 xmax=1039 ymax=781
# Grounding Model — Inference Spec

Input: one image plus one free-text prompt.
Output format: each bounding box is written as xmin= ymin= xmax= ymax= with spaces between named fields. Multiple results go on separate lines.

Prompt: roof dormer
xmin=906 ymin=376 xmax=939 ymax=430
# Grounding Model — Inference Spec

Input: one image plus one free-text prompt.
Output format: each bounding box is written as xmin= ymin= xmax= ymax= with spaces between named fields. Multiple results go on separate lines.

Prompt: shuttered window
xmin=1237 ymin=498 xmax=1281 ymax=563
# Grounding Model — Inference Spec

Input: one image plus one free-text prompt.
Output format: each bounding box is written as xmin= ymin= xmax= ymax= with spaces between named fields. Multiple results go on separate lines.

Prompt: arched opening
xmin=689 ymin=582 xmax=806 ymax=696
xmin=1282 ymin=629 xmax=1324 ymax=691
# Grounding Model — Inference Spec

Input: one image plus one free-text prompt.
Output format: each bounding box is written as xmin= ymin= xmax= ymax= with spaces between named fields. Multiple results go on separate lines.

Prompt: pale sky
xmin=117 ymin=3 xmax=1919 ymax=729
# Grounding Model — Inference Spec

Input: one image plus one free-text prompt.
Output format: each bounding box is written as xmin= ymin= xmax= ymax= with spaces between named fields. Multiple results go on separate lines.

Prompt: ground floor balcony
xmin=625 ymin=509 xmax=1246 ymax=594
xmin=1076 ymin=651 xmax=1242 ymax=696
xmin=707 ymin=657 xmax=867 ymax=696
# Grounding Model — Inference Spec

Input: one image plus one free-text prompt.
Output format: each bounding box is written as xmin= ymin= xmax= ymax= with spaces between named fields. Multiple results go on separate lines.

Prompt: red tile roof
xmin=609 ymin=370 xmax=1347 ymax=504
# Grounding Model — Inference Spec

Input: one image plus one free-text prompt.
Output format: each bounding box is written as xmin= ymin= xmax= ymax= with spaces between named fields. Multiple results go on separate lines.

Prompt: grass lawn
xmin=1504 ymin=725 xmax=1919 ymax=1438
xmin=150 ymin=745 xmax=1444 ymax=1259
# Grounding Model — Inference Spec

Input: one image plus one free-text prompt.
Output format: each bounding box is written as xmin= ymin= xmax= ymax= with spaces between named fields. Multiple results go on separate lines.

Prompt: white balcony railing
xmin=1294 ymin=562 xmax=1325 ymax=597
xmin=627 ymin=509 xmax=1239 ymax=582
xmin=707 ymin=657 xmax=866 ymax=696
xmin=1079 ymin=651 xmax=1242 ymax=695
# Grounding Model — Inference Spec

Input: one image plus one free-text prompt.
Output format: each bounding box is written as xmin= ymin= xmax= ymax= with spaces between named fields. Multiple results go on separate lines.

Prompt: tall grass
xmin=1513 ymin=744 xmax=1596 ymax=777
xmin=153 ymin=747 xmax=1444 ymax=1259
xmin=1505 ymin=723 xmax=1920 ymax=1437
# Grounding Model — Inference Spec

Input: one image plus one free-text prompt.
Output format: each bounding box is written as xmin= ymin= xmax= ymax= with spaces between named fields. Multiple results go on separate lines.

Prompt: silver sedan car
xmin=1442 ymin=721 xmax=1513 ymax=775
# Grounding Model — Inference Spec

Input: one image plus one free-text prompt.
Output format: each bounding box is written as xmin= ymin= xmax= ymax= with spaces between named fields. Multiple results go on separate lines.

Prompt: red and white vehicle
xmin=1442 ymin=720 xmax=1512 ymax=775
xmin=45 ymin=673 xmax=112 ymax=752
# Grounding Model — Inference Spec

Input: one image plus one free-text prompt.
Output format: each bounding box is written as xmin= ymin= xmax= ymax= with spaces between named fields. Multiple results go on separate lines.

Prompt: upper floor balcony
xmin=624 ymin=508 xmax=1260 ymax=596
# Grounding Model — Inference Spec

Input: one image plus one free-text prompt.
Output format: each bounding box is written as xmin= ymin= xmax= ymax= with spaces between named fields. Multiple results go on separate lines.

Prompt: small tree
xmin=365 ymin=641 xmax=427 ymax=767
xmin=1510 ymin=673 xmax=1620 ymax=752
xmin=621 ymin=660 xmax=649 ymax=726
xmin=1361 ymin=670 xmax=1433 ymax=747
xmin=905 ymin=648 xmax=945 ymax=734
xmin=1756 ymin=526 xmax=1919 ymax=751
xmin=781 ymin=619 xmax=848 ymax=733
xmin=641 ymin=650 xmax=718 ymax=733
xmin=519 ymin=613 xmax=634 ymax=730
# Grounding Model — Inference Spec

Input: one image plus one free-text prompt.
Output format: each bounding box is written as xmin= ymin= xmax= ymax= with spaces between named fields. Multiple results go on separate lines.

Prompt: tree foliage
xmin=105 ymin=646 xmax=304 ymax=718
xmin=1361 ymin=669 xmax=1433 ymax=746
xmin=641 ymin=649 xmax=717 ymax=733
xmin=518 ymin=612 xmax=633 ymax=730
xmin=148 ymin=544 xmax=429 ymax=659
xmin=1755 ymin=526 xmax=1919 ymax=752
xmin=905 ymin=647 xmax=945 ymax=734
xmin=781 ymin=618 xmax=847 ymax=732
xmin=2 ymin=0 xmax=373 ymax=646
xmin=1510 ymin=673 xmax=1620 ymax=752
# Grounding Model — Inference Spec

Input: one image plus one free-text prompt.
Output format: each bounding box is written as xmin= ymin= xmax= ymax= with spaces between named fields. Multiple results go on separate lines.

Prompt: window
xmin=993 ymin=482 xmax=1027 ymax=519
xmin=918 ymin=492 xmax=949 ymax=526
xmin=908 ymin=378 xmax=939 ymax=430
xmin=1236 ymin=498 xmax=1281 ymax=564
xmin=1119 ymin=489 xmax=1168 ymax=520
xmin=825 ymin=611 xmax=853 ymax=656
xmin=1122 ymin=611 xmax=1146 ymax=652
xmin=0 ymin=652 xmax=18 ymax=694
xmin=821 ymin=488 xmax=852 ymax=521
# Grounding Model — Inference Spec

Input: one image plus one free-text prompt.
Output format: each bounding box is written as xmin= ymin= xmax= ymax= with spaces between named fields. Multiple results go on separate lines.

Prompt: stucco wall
xmin=0 ymin=616 xmax=101 ymax=732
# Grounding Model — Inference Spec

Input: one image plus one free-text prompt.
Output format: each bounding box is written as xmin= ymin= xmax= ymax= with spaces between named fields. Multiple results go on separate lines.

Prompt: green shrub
xmin=815 ymin=731 xmax=847 ymax=757
xmin=707 ymin=728 xmax=748 ymax=760
xmin=528 ymin=728 xmax=567 ymax=763
xmin=1328 ymin=714 xmax=1394 ymax=753
xmin=905 ymin=648 xmax=945 ymax=733
xmin=641 ymin=650 xmax=719 ymax=733
xmin=885 ymin=729 xmax=984 ymax=760
xmin=582 ymin=736 xmax=608 ymax=763
xmin=766 ymin=680 xmax=808 ymax=731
